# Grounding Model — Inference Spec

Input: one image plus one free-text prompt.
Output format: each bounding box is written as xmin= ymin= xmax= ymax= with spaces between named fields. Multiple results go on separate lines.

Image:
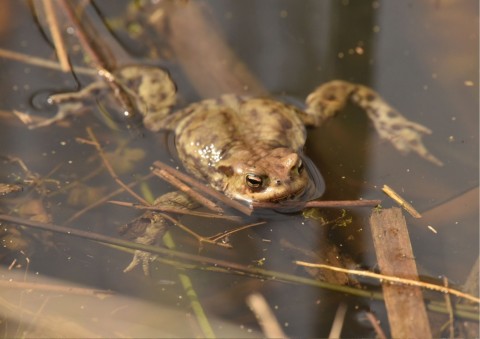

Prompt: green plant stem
xmin=163 ymin=232 xmax=215 ymax=338
xmin=140 ymin=186 xmax=215 ymax=338
xmin=0 ymin=214 xmax=478 ymax=321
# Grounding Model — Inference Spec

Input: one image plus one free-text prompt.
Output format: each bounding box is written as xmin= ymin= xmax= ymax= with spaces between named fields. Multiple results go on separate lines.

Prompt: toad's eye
xmin=245 ymin=174 xmax=263 ymax=189
xmin=297 ymin=159 xmax=304 ymax=174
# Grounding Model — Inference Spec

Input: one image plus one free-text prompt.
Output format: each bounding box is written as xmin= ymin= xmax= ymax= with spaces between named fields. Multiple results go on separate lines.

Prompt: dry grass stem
xmin=246 ymin=293 xmax=286 ymax=338
xmin=42 ymin=0 xmax=70 ymax=72
xmin=294 ymin=261 xmax=480 ymax=304
xmin=157 ymin=212 xmax=232 ymax=248
xmin=382 ymin=184 xmax=422 ymax=218
xmin=64 ymin=173 xmax=154 ymax=225
xmin=0 ymin=48 xmax=95 ymax=75
xmin=328 ymin=302 xmax=347 ymax=339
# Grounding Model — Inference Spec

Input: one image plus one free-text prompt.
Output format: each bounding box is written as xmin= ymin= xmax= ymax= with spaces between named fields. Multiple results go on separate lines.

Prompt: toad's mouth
xmin=266 ymin=186 xmax=307 ymax=203
xmin=255 ymin=165 xmax=325 ymax=206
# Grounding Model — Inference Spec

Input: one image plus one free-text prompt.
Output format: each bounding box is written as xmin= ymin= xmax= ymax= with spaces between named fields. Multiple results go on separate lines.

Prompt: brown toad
xmin=118 ymin=66 xmax=442 ymax=204
xmin=46 ymin=65 xmax=442 ymax=274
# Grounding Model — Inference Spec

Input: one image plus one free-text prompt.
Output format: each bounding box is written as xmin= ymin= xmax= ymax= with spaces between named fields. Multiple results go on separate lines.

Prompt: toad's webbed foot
xmin=351 ymin=85 xmax=443 ymax=166
xmin=124 ymin=248 xmax=158 ymax=276
xmin=304 ymin=80 xmax=443 ymax=166
xmin=122 ymin=212 xmax=167 ymax=276
xmin=30 ymin=65 xmax=176 ymax=129
xmin=28 ymin=82 xmax=108 ymax=129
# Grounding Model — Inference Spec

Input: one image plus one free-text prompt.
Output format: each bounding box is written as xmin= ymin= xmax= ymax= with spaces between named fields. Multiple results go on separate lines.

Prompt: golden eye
xmin=245 ymin=174 xmax=263 ymax=188
xmin=297 ymin=159 xmax=304 ymax=174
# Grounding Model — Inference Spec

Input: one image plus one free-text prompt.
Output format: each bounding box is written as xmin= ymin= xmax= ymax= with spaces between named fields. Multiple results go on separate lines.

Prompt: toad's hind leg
xmin=115 ymin=65 xmax=177 ymax=131
xmin=122 ymin=191 xmax=199 ymax=275
xmin=303 ymin=80 xmax=442 ymax=166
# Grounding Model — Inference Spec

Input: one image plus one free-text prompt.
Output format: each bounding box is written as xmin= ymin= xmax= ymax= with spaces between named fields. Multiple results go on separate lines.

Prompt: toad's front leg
xmin=302 ymin=80 xmax=442 ymax=166
xmin=121 ymin=191 xmax=199 ymax=275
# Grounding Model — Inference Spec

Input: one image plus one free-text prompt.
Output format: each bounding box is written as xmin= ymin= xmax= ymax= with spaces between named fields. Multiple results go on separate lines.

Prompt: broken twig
xmin=42 ymin=0 xmax=70 ymax=72
xmin=153 ymin=161 xmax=252 ymax=215
xmin=252 ymin=199 xmax=381 ymax=210
xmin=108 ymin=200 xmax=241 ymax=222
xmin=246 ymin=293 xmax=286 ymax=338
xmin=382 ymin=184 xmax=422 ymax=218
xmin=153 ymin=168 xmax=223 ymax=213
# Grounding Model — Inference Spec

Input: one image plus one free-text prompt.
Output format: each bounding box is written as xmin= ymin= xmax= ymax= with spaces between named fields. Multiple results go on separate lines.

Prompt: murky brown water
xmin=0 ymin=1 xmax=478 ymax=337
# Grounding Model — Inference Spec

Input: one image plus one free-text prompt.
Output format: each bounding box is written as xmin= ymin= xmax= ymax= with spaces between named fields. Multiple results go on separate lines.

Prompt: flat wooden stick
xmin=369 ymin=207 xmax=432 ymax=338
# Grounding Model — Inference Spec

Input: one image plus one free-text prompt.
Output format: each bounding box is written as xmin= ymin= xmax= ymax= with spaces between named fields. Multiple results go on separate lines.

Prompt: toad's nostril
xmin=276 ymin=180 xmax=281 ymax=185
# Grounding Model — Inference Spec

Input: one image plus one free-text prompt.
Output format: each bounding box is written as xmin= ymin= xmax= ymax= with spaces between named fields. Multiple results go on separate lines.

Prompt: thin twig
xmin=382 ymin=184 xmax=422 ymax=218
xmin=0 ymin=48 xmax=95 ymax=75
xmin=328 ymin=302 xmax=347 ymax=339
xmin=208 ymin=221 xmax=267 ymax=243
xmin=57 ymin=0 xmax=106 ymax=69
xmin=64 ymin=173 xmax=154 ymax=225
xmin=246 ymin=293 xmax=286 ymax=338
xmin=294 ymin=261 xmax=480 ymax=304
xmin=83 ymin=127 xmax=150 ymax=206
xmin=153 ymin=168 xmax=223 ymax=213
xmin=252 ymin=199 xmax=381 ymax=210
xmin=157 ymin=212 xmax=232 ymax=248
xmin=42 ymin=0 xmax=70 ymax=72
xmin=108 ymin=200 xmax=241 ymax=222
xmin=364 ymin=312 xmax=387 ymax=339
xmin=58 ymin=0 xmax=135 ymax=117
